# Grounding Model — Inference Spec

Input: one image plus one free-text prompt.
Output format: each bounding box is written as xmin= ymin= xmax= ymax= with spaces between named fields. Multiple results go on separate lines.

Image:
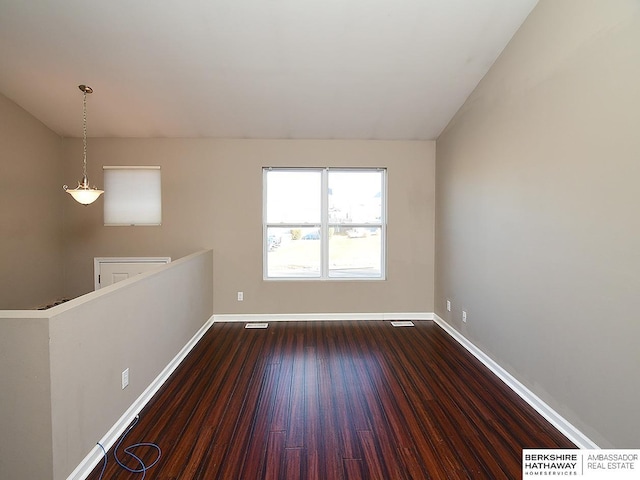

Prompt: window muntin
xmin=264 ymin=168 xmax=385 ymax=280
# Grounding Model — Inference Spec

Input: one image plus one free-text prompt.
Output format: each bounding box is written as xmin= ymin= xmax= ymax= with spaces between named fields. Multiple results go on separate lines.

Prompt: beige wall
xmin=61 ymin=138 xmax=436 ymax=314
xmin=0 ymin=315 xmax=53 ymax=480
xmin=0 ymin=93 xmax=64 ymax=309
xmin=436 ymin=0 xmax=640 ymax=448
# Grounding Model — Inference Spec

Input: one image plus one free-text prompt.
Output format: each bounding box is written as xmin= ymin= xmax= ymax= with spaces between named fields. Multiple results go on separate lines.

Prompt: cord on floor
xmin=97 ymin=415 xmax=161 ymax=480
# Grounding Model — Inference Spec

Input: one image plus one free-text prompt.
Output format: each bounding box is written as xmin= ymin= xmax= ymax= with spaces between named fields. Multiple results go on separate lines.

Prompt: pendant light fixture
xmin=63 ymin=85 xmax=104 ymax=205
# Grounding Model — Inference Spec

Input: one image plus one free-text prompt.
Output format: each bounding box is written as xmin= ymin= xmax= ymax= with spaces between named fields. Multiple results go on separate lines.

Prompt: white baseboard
xmin=66 ymin=315 xmax=216 ymax=480
xmin=213 ymin=312 xmax=433 ymax=322
xmin=432 ymin=314 xmax=598 ymax=450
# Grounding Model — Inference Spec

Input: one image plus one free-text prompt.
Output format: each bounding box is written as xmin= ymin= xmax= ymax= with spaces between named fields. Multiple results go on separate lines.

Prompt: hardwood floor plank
xmin=215 ymin=330 xmax=270 ymax=479
xmin=238 ymin=363 xmax=281 ymax=478
xmin=343 ymin=458 xmax=365 ymax=480
xmin=397 ymin=447 xmax=430 ymax=480
xmin=183 ymin=327 xmax=267 ymax=478
xmin=306 ymin=449 xmax=320 ymax=480
xmin=356 ymin=430 xmax=389 ymax=479
xmin=303 ymin=339 xmax=325 ymax=479
xmin=325 ymin=331 xmax=362 ymax=461
xmin=317 ymin=345 xmax=348 ymax=479
xmin=263 ymin=431 xmax=286 ymax=480
xmin=334 ymin=324 xmax=373 ymax=432
xmin=86 ymin=321 xmax=574 ymax=480
xmin=347 ymin=325 xmax=408 ymax=479
xmin=270 ymin=329 xmax=295 ymax=432
xmin=285 ymin=332 xmax=306 ymax=449
xmin=176 ymin=424 xmax=216 ymax=480
xmin=283 ymin=447 xmax=304 ymax=478
xmin=191 ymin=442 xmax=227 ymax=480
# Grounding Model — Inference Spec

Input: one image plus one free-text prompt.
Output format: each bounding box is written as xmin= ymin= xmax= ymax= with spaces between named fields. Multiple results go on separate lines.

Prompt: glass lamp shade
xmin=64 ymin=182 xmax=104 ymax=205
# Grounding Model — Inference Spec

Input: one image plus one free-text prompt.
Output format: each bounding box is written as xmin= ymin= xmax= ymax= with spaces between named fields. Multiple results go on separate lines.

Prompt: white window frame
xmin=263 ymin=167 xmax=387 ymax=280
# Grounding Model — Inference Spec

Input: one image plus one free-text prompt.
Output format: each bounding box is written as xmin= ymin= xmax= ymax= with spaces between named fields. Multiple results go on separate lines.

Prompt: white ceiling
xmin=0 ymin=0 xmax=537 ymax=140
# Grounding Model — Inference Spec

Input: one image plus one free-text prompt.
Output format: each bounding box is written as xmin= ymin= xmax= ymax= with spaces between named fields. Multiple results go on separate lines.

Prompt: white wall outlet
xmin=237 ymin=291 xmax=244 ymax=301
xmin=462 ymin=311 xmax=467 ymax=323
xmin=122 ymin=368 xmax=129 ymax=389
xmin=446 ymin=299 xmax=451 ymax=312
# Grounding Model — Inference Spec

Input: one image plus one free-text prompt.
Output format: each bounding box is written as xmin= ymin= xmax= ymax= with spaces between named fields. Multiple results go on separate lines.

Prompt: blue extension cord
xmin=97 ymin=415 xmax=161 ymax=479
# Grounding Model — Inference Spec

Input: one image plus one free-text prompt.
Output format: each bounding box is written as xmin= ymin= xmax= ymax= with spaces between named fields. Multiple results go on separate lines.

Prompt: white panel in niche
xmin=94 ymin=257 xmax=171 ymax=290
xmin=103 ymin=166 xmax=161 ymax=225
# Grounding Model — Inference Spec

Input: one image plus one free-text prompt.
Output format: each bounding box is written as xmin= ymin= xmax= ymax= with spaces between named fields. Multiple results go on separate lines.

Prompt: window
xmin=263 ymin=167 xmax=386 ymax=279
xmin=103 ymin=166 xmax=162 ymax=226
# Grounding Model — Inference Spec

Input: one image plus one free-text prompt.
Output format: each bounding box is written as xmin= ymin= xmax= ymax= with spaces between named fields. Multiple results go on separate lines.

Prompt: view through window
xmin=264 ymin=168 xmax=386 ymax=279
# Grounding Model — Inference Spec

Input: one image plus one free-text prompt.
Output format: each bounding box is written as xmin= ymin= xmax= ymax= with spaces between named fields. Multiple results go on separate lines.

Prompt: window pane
xmin=266 ymin=170 xmax=321 ymax=223
xmin=266 ymin=227 xmax=320 ymax=278
xmin=328 ymin=170 xmax=382 ymax=224
xmin=328 ymin=227 xmax=382 ymax=278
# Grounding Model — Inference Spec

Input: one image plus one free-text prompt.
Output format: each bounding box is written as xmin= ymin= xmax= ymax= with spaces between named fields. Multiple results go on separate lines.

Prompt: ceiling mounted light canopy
xmin=63 ymin=84 xmax=104 ymax=205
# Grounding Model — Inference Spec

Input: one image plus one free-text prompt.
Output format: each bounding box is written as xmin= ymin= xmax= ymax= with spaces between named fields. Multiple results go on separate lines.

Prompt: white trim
xmin=432 ymin=314 xmax=598 ymax=450
xmin=103 ymin=165 xmax=161 ymax=170
xmin=213 ymin=312 xmax=433 ymax=322
xmin=66 ymin=315 xmax=216 ymax=480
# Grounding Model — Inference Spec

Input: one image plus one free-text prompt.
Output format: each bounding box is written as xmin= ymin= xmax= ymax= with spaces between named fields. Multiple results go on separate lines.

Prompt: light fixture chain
xmin=82 ymin=90 xmax=88 ymax=180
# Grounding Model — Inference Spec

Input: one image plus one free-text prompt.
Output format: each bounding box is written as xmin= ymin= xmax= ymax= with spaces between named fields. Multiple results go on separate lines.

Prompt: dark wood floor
xmin=87 ymin=321 xmax=574 ymax=480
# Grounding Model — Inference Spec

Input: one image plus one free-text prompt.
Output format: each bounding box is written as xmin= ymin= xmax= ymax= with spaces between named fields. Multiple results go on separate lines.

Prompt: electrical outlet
xmin=462 ymin=311 xmax=467 ymax=323
xmin=237 ymin=291 xmax=244 ymax=301
xmin=446 ymin=299 xmax=451 ymax=312
xmin=122 ymin=368 xmax=129 ymax=389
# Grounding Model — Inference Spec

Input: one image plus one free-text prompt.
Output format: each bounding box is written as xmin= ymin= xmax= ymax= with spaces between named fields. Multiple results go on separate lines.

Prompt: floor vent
xmin=390 ymin=321 xmax=415 ymax=327
xmin=245 ymin=323 xmax=269 ymax=329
